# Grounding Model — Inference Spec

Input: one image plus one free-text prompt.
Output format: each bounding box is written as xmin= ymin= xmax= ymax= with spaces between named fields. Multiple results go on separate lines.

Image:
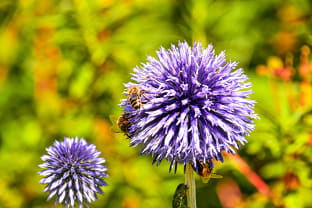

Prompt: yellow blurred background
xmin=1 ymin=0 xmax=312 ymax=207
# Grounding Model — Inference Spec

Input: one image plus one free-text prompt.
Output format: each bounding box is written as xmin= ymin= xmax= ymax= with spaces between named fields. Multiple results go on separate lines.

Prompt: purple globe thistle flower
xmin=39 ymin=137 xmax=108 ymax=208
xmin=121 ymin=41 xmax=258 ymax=172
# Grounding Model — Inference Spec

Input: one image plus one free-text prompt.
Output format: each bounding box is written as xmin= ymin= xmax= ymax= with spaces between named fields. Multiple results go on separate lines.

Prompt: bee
xmin=193 ymin=160 xmax=223 ymax=183
xmin=117 ymin=113 xmax=132 ymax=135
xmin=172 ymin=183 xmax=188 ymax=208
xmin=110 ymin=113 xmax=132 ymax=136
xmin=127 ymin=86 xmax=145 ymax=110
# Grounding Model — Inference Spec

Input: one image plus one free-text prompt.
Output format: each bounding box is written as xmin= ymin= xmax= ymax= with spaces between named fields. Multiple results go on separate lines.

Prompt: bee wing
xmin=109 ymin=114 xmax=122 ymax=133
xmin=111 ymin=126 xmax=122 ymax=133
xmin=209 ymin=173 xmax=223 ymax=179
xmin=200 ymin=173 xmax=223 ymax=183
xmin=200 ymin=176 xmax=210 ymax=183
xmin=200 ymin=176 xmax=211 ymax=184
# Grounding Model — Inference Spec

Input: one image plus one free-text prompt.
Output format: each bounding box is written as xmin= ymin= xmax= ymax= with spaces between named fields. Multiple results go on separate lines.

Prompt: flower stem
xmin=185 ymin=163 xmax=196 ymax=208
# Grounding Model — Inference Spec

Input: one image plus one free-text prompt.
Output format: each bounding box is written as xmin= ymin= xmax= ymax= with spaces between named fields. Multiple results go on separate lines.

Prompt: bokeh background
xmin=1 ymin=0 xmax=312 ymax=207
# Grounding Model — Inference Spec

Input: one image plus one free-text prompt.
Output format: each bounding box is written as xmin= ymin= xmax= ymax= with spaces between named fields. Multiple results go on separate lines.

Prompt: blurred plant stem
xmin=185 ymin=163 xmax=197 ymax=208
xmin=283 ymin=81 xmax=296 ymax=111
xmin=227 ymin=153 xmax=271 ymax=197
xmin=270 ymin=78 xmax=281 ymax=115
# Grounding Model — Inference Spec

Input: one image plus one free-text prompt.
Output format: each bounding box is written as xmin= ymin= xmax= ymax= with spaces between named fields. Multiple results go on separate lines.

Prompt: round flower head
xmin=39 ymin=137 xmax=108 ymax=208
xmin=121 ymin=41 xmax=258 ymax=173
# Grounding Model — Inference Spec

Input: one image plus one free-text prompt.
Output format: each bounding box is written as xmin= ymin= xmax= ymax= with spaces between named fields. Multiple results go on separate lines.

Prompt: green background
xmin=1 ymin=0 xmax=312 ymax=207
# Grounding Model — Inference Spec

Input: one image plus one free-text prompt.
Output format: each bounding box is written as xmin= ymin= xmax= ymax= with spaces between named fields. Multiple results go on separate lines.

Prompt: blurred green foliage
xmin=1 ymin=0 xmax=312 ymax=207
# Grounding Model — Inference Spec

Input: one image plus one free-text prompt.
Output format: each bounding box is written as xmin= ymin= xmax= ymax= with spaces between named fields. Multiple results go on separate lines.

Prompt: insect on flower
xmin=121 ymin=41 xmax=258 ymax=172
xmin=38 ymin=137 xmax=108 ymax=208
xmin=172 ymin=183 xmax=188 ymax=208
xmin=192 ymin=160 xmax=223 ymax=183
xmin=127 ymin=86 xmax=147 ymax=110
xmin=110 ymin=113 xmax=133 ymax=136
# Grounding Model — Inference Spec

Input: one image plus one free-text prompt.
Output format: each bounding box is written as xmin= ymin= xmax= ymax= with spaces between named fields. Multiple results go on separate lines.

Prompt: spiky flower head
xmin=121 ymin=41 xmax=258 ymax=172
xmin=39 ymin=137 xmax=108 ymax=208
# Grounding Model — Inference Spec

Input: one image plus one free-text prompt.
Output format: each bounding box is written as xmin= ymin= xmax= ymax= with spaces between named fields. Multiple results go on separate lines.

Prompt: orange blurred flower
xmin=274 ymin=31 xmax=297 ymax=55
xmin=122 ymin=196 xmax=140 ymax=208
xmin=299 ymin=45 xmax=311 ymax=79
xmin=256 ymin=65 xmax=269 ymax=76
xmin=307 ymin=133 xmax=312 ymax=146
xmin=299 ymin=80 xmax=312 ymax=106
xmin=94 ymin=118 xmax=114 ymax=145
xmin=217 ymin=179 xmax=243 ymax=208
xmin=257 ymin=56 xmax=293 ymax=81
xmin=272 ymin=67 xmax=292 ymax=81
xmin=283 ymin=171 xmax=300 ymax=191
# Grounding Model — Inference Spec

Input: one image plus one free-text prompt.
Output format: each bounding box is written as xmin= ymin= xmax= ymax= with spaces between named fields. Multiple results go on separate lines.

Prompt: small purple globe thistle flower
xmin=121 ymin=41 xmax=258 ymax=172
xmin=39 ymin=137 xmax=108 ymax=208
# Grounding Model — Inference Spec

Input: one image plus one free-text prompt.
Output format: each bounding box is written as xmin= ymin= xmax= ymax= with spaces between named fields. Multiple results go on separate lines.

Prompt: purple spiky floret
xmin=121 ymin=41 xmax=258 ymax=173
xmin=39 ymin=137 xmax=108 ymax=208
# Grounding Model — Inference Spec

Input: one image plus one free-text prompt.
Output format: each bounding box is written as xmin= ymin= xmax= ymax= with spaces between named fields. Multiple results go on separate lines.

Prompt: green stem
xmin=185 ymin=163 xmax=196 ymax=208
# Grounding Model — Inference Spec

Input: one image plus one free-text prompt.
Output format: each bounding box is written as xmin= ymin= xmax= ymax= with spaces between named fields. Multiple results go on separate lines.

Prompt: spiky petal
xmin=121 ymin=41 xmax=258 ymax=172
xmin=39 ymin=137 xmax=108 ymax=208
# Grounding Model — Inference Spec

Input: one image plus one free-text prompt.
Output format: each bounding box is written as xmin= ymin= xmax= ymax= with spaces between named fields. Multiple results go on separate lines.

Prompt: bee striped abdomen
xmin=129 ymin=94 xmax=142 ymax=109
xmin=127 ymin=86 xmax=145 ymax=110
